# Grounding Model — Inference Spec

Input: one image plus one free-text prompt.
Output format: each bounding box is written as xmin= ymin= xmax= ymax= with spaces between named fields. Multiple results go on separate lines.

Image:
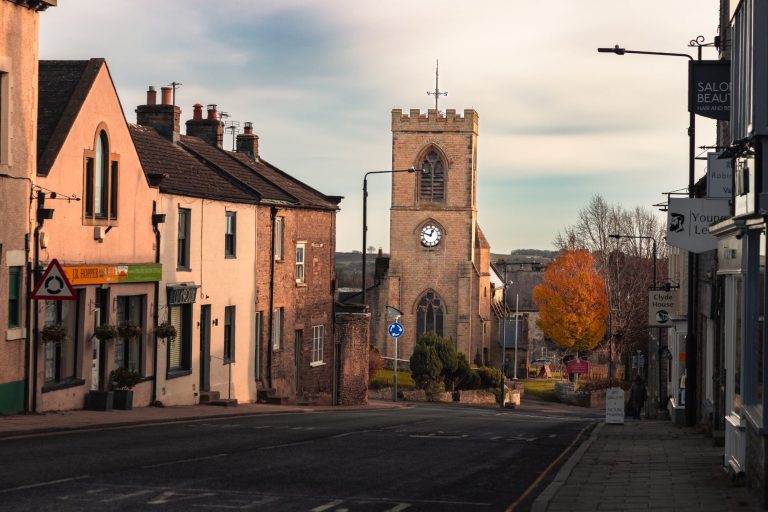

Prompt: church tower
xmin=381 ymin=107 xmax=491 ymax=362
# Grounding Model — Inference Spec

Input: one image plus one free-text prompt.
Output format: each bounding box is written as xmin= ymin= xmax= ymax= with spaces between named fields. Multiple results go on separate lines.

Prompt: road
xmin=0 ymin=402 xmax=599 ymax=512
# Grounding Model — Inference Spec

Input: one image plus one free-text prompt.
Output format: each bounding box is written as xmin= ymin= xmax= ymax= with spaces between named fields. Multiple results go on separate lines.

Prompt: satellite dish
xmin=386 ymin=306 xmax=403 ymax=319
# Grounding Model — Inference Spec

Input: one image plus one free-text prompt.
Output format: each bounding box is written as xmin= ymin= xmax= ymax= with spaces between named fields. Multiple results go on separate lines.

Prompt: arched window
xmin=84 ymin=129 xmax=119 ymax=222
xmin=420 ymin=150 xmax=445 ymax=202
xmin=416 ymin=291 xmax=445 ymax=337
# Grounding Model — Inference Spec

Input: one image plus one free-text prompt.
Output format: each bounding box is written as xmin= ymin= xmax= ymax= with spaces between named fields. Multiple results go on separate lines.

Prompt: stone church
xmin=367 ymin=108 xmax=494 ymax=365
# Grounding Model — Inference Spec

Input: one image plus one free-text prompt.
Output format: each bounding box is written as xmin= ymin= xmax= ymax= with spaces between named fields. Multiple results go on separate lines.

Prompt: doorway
xmin=200 ymin=305 xmax=211 ymax=393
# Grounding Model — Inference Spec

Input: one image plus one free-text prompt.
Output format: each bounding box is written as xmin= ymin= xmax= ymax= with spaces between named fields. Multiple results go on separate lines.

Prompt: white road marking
xmin=311 ymin=499 xmax=345 ymax=511
xmin=142 ymin=453 xmax=228 ymax=468
xmin=0 ymin=475 xmax=89 ymax=494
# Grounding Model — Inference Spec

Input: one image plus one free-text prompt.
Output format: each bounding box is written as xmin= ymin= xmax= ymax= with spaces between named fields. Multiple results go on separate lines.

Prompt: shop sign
xmin=63 ymin=264 xmax=161 ymax=285
xmin=667 ymin=198 xmax=730 ymax=253
xmin=689 ymin=60 xmax=731 ymax=121
xmin=605 ymin=387 xmax=625 ymax=425
xmin=649 ymin=290 xmax=675 ymax=327
xmin=168 ymin=285 xmax=198 ymax=305
xmin=706 ymin=152 xmax=732 ymax=199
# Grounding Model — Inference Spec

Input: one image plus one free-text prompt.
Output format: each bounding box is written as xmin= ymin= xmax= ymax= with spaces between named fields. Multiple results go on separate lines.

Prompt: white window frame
xmin=274 ymin=217 xmax=284 ymax=261
xmin=0 ymin=71 xmax=8 ymax=166
xmin=272 ymin=307 xmax=283 ymax=350
xmin=311 ymin=325 xmax=324 ymax=365
xmin=296 ymin=242 xmax=305 ymax=283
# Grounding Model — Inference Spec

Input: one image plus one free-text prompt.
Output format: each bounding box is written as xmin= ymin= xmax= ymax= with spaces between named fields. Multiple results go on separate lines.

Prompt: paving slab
xmin=532 ymin=418 xmax=760 ymax=512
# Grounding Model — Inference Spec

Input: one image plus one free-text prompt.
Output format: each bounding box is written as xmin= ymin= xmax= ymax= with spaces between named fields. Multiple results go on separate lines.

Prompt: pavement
xmin=531 ymin=417 xmax=760 ymax=512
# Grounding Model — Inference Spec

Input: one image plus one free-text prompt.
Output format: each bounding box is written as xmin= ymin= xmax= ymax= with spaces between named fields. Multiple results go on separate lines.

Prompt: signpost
xmin=388 ymin=320 xmax=403 ymax=402
xmin=566 ymin=359 xmax=590 ymax=375
xmin=31 ymin=259 xmax=75 ymax=301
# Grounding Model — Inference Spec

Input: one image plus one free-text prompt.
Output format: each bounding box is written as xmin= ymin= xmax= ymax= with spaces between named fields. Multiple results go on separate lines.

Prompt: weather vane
xmin=426 ymin=59 xmax=447 ymax=111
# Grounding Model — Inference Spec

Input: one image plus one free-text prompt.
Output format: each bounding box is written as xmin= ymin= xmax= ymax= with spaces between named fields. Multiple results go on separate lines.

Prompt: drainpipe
xmin=31 ymin=190 xmax=45 ymax=413
xmin=151 ymin=201 xmax=163 ymax=403
xmin=266 ymin=206 xmax=278 ymax=389
xmin=23 ymin=232 xmax=31 ymax=413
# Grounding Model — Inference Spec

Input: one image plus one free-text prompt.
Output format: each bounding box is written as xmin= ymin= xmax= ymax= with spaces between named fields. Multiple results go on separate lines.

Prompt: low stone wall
xmin=458 ymin=390 xmax=497 ymax=404
xmin=555 ymin=382 xmax=607 ymax=408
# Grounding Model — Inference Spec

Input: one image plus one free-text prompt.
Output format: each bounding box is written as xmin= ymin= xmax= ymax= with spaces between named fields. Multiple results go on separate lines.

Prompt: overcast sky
xmin=39 ymin=0 xmax=720 ymax=253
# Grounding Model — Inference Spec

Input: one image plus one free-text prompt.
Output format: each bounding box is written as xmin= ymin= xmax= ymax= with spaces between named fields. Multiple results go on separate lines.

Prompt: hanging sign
xmin=706 ymin=152 xmax=732 ymax=199
xmin=667 ymin=198 xmax=730 ymax=253
xmin=32 ymin=259 xmax=76 ymax=300
xmin=649 ymin=290 xmax=675 ymax=327
xmin=689 ymin=60 xmax=731 ymax=121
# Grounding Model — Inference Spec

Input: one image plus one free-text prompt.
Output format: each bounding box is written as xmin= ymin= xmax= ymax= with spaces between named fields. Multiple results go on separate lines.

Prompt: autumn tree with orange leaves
xmin=533 ymin=250 xmax=608 ymax=353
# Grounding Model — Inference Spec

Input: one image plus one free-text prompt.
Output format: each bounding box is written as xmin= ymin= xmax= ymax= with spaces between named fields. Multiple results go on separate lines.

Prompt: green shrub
xmin=476 ymin=366 xmax=502 ymax=389
xmin=369 ymin=375 xmax=389 ymax=390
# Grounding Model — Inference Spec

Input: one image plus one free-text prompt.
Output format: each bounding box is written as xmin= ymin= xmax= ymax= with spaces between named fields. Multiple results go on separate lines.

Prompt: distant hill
xmin=335 ymin=249 xmax=558 ymax=289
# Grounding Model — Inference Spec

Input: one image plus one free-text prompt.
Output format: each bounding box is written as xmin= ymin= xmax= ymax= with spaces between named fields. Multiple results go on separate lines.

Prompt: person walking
xmin=628 ymin=375 xmax=647 ymax=419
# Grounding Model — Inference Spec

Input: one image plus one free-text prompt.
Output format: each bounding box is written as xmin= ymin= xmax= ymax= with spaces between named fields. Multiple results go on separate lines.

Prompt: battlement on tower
xmin=391 ymin=108 xmax=478 ymax=134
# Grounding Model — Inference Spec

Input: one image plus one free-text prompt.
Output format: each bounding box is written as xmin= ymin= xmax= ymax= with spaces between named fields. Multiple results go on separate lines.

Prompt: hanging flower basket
xmin=153 ymin=322 xmax=176 ymax=340
xmin=41 ymin=324 xmax=67 ymax=343
xmin=110 ymin=367 xmax=142 ymax=390
xmin=94 ymin=324 xmax=118 ymax=342
xmin=118 ymin=321 xmax=142 ymax=339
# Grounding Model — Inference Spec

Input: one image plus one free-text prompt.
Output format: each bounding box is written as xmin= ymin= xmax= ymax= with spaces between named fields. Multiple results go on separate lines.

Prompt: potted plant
xmin=118 ymin=320 xmax=142 ymax=339
xmin=110 ymin=367 xmax=141 ymax=410
xmin=153 ymin=322 xmax=176 ymax=340
xmin=94 ymin=323 xmax=118 ymax=342
xmin=40 ymin=324 xmax=67 ymax=343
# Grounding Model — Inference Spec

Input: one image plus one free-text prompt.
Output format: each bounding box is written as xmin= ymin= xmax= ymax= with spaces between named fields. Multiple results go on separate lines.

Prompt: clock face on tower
xmin=420 ymin=224 xmax=442 ymax=247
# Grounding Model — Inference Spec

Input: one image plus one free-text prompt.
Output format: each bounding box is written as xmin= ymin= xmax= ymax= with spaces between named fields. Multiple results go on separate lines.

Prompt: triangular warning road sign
xmin=32 ymin=259 xmax=76 ymax=301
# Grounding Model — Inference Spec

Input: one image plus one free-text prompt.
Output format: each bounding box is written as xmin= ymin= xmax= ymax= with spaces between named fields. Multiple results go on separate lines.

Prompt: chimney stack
xmin=236 ymin=121 xmax=259 ymax=160
xmin=136 ymin=85 xmax=180 ymax=143
xmin=185 ymin=102 xmax=223 ymax=148
xmin=161 ymin=86 xmax=173 ymax=106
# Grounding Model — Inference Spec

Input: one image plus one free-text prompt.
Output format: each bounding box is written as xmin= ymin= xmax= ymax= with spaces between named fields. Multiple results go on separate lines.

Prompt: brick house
xmin=131 ymin=89 xmax=346 ymax=404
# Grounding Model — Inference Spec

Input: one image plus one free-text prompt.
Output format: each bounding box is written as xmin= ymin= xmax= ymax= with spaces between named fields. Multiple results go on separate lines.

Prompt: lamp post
xmin=598 ymin=40 xmax=705 ymax=426
xmin=361 ymin=167 xmax=417 ymax=305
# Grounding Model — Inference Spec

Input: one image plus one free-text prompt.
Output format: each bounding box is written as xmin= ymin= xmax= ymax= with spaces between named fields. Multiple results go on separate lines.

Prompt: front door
xmin=91 ymin=289 xmax=109 ymax=390
xmin=200 ymin=305 xmax=211 ymax=392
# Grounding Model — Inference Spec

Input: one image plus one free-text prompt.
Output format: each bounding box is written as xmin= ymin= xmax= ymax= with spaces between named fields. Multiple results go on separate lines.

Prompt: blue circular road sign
xmin=388 ymin=322 xmax=404 ymax=338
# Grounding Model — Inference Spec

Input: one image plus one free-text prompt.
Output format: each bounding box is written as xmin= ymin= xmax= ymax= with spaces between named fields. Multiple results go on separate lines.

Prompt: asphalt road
xmin=0 ymin=402 xmax=599 ymax=512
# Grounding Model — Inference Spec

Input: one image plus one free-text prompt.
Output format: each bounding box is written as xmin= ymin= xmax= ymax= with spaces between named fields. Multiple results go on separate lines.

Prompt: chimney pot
xmin=146 ymin=86 xmax=157 ymax=105
xmin=161 ymin=86 xmax=173 ymax=106
xmin=244 ymin=121 xmax=253 ymax=134
xmin=206 ymin=104 xmax=218 ymax=121
xmin=193 ymin=103 xmax=204 ymax=121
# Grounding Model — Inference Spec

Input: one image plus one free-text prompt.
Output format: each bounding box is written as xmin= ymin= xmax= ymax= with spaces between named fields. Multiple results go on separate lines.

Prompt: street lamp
xmin=598 ymin=39 xmax=705 ymax=427
xmin=361 ymin=167 xmax=417 ymax=305
xmin=497 ymin=259 xmax=521 ymax=408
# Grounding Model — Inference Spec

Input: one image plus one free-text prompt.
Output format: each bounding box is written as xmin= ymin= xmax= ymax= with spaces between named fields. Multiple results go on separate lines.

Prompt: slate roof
xmin=178 ymin=136 xmax=296 ymax=205
xmin=128 ymin=125 xmax=258 ymax=204
xmin=37 ymin=59 xmax=104 ymax=176
xmin=231 ymin=153 xmax=341 ymax=210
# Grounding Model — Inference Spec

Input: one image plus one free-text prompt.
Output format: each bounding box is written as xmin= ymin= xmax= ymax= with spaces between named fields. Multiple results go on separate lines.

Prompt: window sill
xmin=296 ymin=282 xmax=307 ymax=288
xmin=5 ymin=327 xmax=25 ymax=341
xmin=42 ymin=378 xmax=86 ymax=393
xmin=176 ymin=266 xmax=191 ymax=272
xmin=225 ymin=255 xmax=236 ymax=260
xmin=223 ymin=359 xmax=235 ymax=365
xmin=166 ymin=369 xmax=192 ymax=380
xmin=310 ymin=361 xmax=326 ymax=368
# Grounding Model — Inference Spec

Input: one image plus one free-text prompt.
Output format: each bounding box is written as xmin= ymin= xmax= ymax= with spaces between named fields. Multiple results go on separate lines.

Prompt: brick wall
xmin=256 ymin=206 xmax=337 ymax=399
xmin=335 ymin=312 xmax=369 ymax=405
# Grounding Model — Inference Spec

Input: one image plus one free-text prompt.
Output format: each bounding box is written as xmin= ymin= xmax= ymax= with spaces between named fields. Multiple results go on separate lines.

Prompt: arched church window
xmin=416 ymin=291 xmax=445 ymax=337
xmin=420 ymin=150 xmax=445 ymax=202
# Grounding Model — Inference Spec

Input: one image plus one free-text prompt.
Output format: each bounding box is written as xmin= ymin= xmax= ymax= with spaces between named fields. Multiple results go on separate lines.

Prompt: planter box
xmin=113 ymin=389 xmax=133 ymax=410
xmin=86 ymin=390 xmax=113 ymax=411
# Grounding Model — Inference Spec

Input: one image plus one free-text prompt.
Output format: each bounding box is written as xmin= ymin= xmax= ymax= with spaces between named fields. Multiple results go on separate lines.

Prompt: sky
xmin=39 ymin=0 xmax=721 ymax=253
